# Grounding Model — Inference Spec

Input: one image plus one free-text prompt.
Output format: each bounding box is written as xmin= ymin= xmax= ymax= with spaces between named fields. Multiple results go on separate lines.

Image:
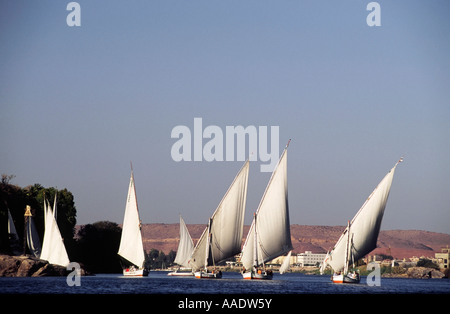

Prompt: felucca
xmin=240 ymin=140 xmax=292 ymax=280
xmin=320 ymin=158 xmax=403 ymax=283
xmin=118 ymin=164 xmax=149 ymax=276
xmin=40 ymin=193 xmax=70 ymax=267
xmin=189 ymin=160 xmax=249 ymax=279
xmin=168 ymin=215 xmax=195 ymax=276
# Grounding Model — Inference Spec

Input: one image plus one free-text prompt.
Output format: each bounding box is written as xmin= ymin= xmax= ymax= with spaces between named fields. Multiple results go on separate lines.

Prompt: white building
xmin=297 ymin=251 xmax=327 ymax=267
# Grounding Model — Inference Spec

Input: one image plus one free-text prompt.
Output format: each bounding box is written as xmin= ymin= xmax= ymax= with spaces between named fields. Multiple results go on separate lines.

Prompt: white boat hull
xmin=332 ymin=272 xmax=360 ymax=284
xmin=194 ymin=270 xmax=222 ymax=279
xmin=168 ymin=270 xmax=194 ymax=277
xmin=123 ymin=267 xmax=149 ymax=277
xmin=242 ymin=270 xmax=273 ymax=280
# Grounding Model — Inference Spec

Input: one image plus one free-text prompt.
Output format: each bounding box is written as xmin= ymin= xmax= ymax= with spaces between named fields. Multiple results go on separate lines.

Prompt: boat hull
xmin=194 ymin=270 xmax=222 ymax=279
xmin=242 ymin=270 xmax=273 ymax=280
xmin=168 ymin=271 xmax=194 ymax=277
xmin=123 ymin=267 xmax=149 ymax=277
xmin=332 ymin=272 xmax=360 ymax=284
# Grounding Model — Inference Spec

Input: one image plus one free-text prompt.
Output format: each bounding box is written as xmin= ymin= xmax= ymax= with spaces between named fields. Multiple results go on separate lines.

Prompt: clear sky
xmin=1 ymin=1 xmax=449 ymax=234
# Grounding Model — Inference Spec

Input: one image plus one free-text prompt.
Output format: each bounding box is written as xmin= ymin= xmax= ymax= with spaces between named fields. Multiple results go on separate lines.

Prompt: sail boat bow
xmin=322 ymin=157 xmax=403 ymax=283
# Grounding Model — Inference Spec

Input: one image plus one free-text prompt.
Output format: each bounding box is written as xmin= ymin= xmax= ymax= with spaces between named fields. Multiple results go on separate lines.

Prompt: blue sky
xmin=1 ymin=1 xmax=449 ymax=234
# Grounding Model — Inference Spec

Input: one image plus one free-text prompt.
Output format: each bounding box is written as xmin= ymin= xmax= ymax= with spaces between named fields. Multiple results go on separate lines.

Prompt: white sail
xmin=26 ymin=212 xmax=42 ymax=258
xmin=118 ymin=169 xmax=146 ymax=268
xmin=241 ymin=145 xmax=293 ymax=270
xmin=173 ymin=215 xmax=194 ymax=267
xmin=40 ymin=200 xmax=51 ymax=259
xmin=279 ymin=250 xmax=292 ymax=274
xmin=7 ymin=209 xmax=18 ymax=238
xmin=7 ymin=209 xmax=21 ymax=255
xmin=189 ymin=160 xmax=249 ymax=271
xmin=324 ymin=158 xmax=403 ymax=273
xmin=40 ymin=194 xmax=70 ymax=266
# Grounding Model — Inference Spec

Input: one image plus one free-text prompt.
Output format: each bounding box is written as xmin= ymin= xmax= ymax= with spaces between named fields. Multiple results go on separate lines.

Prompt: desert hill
xmin=140 ymin=224 xmax=450 ymax=260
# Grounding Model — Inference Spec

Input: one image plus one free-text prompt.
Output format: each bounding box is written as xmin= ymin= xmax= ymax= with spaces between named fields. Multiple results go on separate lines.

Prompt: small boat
xmin=7 ymin=208 xmax=21 ymax=255
xmin=123 ymin=265 xmax=149 ymax=277
xmin=118 ymin=164 xmax=149 ymax=277
xmin=168 ymin=216 xmax=194 ymax=277
xmin=189 ymin=160 xmax=249 ymax=279
xmin=279 ymin=251 xmax=292 ymax=275
xmin=25 ymin=205 xmax=42 ymax=258
xmin=240 ymin=140 xmax=293 ymax=280
xmin=242 ymin=268 xmax=273 ymax=280
xmin=40 ymin=193 xmax=70 ymax=267
xmin=332 ymin=271 xmax=360 ymax=284
xmin=194 ymin=269 xmax=222 ymax=279
xmin=167 ymin=268 xmax=194 ymax=277
xmin=321 ymin=158 xmax=403 ymax=284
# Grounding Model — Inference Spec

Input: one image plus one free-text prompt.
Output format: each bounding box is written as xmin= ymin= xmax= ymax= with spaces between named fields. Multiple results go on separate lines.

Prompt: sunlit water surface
xmin=1 ymin=271 xmax=449 ymax=294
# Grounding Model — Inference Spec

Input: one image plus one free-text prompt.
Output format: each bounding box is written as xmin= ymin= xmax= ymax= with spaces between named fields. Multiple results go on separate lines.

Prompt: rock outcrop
xmin=406 ymin=267 xmax=445 ymax=279
xmin=0 ymin=254 xmax=71 ymax=277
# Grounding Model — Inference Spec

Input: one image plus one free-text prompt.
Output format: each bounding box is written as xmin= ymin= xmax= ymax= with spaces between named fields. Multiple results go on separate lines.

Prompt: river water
xmin=1 ymin=271 xmax=449 ymax=294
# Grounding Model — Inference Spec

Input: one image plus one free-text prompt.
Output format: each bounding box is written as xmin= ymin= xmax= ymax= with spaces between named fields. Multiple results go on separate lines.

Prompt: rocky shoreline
xmin=0 ymin=254 xmax=89 ymax=277
xmin=404 ymin=267 xmax=446 ymax=279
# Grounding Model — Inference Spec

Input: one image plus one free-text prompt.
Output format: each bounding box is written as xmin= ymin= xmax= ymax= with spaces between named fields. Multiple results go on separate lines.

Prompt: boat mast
xmin=130 ymin=162 xmax=141 ymax=225
xmin=344 ymin=220 xmax=350 ymax=275
xmin=204 ymin=218 xmax=212 ymax=272
xmin=130 ymin=162 xmax=144 ymax=268
xmin=253 ymin=213 xmax=258 ymax=271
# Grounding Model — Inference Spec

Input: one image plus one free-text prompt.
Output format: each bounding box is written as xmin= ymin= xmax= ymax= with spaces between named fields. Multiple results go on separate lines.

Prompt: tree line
xmin=0 ymin=175 xmax=176 ymax=273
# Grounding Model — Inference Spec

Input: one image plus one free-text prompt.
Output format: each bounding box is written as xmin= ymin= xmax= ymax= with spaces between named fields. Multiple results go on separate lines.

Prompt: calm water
xmin=0 ymin=271 xmax=449 ymax=294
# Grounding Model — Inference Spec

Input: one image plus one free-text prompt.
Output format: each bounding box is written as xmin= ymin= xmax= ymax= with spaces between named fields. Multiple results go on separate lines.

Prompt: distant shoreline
xmin=114 ymin=223 xmax=450 ymax=259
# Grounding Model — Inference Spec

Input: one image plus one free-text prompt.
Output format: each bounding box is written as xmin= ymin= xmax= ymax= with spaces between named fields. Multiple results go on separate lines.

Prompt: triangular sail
xmin=241 ymin=144 xmax=293 ymax=270
xmin=118 ymin=169 xmax=146 ymax=268
xmin=7 ymin=209 xmax=21 ymax=255
xmin=40 ymin=200 xmax=52 ymax=260
xmin=189 ymin=160 xmax=249 ymax=271
xmin=7 ymin=209 xmax=18 ymax=238
xmin=173 ymin=215 xmax=194 ymax=267
xmin=324 ymin=158 xmax=403 ymax=273
xmin=40 ymin=200 xmax=51 ymax=260
xmin=279 ymin=250 xmax=292 ymax=274
xmin=26 ymin=212 xmax=42 ymax=258
xmin=40 ymin=194 xmax=70 ymax=266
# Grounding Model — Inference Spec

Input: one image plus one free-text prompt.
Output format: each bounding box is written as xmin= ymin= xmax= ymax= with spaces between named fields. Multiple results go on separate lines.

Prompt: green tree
xmin=416 ymin=258 xmax=439 ymax=270
xmin=145 ymin=249 xmax=176 ymax=269
xmin=167 ymin=250 xmax=176 ymax=265
xmin=75 ymin=221 xmax=122 ymax=273
xmin=0 ymin=176 xmax=25 ymax=253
